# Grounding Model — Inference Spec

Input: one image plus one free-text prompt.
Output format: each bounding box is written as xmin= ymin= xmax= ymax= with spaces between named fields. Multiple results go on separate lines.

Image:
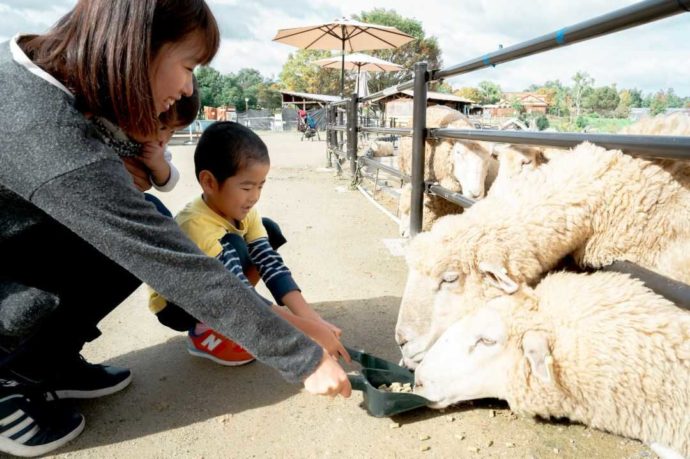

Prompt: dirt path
xmin=39 ymin=132 xmax=652 ymax=459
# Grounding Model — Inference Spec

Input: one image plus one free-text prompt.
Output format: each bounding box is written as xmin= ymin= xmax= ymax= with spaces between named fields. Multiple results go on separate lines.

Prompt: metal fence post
xmin=326 ymin=105 xmax=333 ymax=168
xmin=347 ymin=93 xmax=359 ymax=178
xmin=410 ymin=62 xmax=428 ymax=237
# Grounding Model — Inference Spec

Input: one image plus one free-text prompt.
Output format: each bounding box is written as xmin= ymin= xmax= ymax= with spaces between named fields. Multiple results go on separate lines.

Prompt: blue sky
xmin=1 ymin=0 xmax=688 ymax=96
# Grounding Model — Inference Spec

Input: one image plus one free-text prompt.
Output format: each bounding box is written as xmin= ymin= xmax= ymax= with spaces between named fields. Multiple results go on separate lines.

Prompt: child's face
xmin=206 ymin=161 xmax=270 ymax=224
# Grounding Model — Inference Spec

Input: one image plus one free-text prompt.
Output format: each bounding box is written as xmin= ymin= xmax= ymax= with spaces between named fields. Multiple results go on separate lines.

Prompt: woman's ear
xmin=198 ymin=170 xmax=217 ymax=194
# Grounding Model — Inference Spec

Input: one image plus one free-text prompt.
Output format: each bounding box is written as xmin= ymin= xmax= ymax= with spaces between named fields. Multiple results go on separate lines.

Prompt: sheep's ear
xmin=522 ymin=330 xmax=554 ymax=385
xmin=478 ymin=261 xmax=519 ymax=294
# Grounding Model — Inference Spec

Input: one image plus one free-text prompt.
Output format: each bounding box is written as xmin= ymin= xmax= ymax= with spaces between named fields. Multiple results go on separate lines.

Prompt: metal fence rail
xmin=323 ymin=0 xmax=690 ymax=305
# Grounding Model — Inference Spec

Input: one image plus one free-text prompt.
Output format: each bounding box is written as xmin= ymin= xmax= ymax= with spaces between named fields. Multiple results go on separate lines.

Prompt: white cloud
xmin=1 ymin=0 xmax=688 ymax=95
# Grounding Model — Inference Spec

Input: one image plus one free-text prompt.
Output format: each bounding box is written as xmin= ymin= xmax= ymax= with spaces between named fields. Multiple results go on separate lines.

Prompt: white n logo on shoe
xmin=201 ymin=334 xmax=223 ymax=351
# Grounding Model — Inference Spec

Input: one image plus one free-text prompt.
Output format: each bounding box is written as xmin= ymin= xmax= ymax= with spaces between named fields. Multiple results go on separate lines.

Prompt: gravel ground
xmin=25 ymin=132 xmax=653 ymax=459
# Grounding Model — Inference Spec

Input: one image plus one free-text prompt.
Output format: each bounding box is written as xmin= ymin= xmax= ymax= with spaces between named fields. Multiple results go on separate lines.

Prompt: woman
xmin=0 ymin=1 xmax=349 ymax=456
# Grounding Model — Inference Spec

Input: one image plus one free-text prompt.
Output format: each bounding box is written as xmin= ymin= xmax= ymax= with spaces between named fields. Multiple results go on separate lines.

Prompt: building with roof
xmin=280 ymin=90 xmax=343 ymax=110
xmin=369 ymin=90 xmax=475 ymax=127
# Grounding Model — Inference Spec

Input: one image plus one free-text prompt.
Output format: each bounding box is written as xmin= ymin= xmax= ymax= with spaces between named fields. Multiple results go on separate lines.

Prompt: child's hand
xmin=139 ymin=141 xmax=171 ymax=187
xmin=303 ymin=353 xmax=351 ymax=398
xmin=302 ymin=319 xmax=350 ymax=363
xmin=317 ymin=318 xmax=342 ymax=338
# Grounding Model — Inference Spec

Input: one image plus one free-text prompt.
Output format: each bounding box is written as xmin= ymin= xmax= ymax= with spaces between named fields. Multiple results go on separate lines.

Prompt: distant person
xmin=0 ymin=0 xmax=350 ymax=456
xmin=150 ymin=121 xmax=349 ymax=365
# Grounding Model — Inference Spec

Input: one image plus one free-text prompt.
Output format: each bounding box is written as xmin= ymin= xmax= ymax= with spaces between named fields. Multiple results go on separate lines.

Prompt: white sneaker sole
xmin=51 ymin=372 xmax=133 ymax=400
xmin=186 ymin=347 xmax=255 ymax=367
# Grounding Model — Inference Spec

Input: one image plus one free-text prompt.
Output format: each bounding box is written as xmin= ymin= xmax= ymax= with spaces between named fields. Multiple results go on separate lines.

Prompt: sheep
xmin=396 ymin=183 xmax=462 ymax=238
xmin=620 ymin=112 xmax=690 ymax=136
xmin=396 ymin=140 xmax=690 ymax=368
xmin=398 ymin=106 xmax=494 ymax=198
xmin=366 ymin=140 xmax=395 ymax=157
xmin=414 ymin=270 xmax=690 ymax=459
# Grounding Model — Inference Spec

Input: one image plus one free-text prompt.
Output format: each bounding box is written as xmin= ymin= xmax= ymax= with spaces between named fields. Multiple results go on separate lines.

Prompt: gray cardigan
xmin=0 ymin=41 xmax=322 ymax=383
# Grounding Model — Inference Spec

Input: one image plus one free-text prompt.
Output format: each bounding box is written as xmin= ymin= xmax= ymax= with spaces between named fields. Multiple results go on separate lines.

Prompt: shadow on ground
xmin=60 ymin=295 xmax=403 ymax=452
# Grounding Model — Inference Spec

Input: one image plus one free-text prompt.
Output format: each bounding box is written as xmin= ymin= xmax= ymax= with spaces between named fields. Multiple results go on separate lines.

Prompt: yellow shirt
xmin=149 ymin=196 xmax=267 ymax=313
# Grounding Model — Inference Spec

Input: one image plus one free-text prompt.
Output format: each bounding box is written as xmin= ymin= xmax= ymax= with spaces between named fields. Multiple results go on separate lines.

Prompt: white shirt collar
xmin=10 ymin=33 xmax=73 ymax=98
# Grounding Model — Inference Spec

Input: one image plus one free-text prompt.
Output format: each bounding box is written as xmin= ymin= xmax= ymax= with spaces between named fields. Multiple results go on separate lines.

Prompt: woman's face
xmin=150 ymin=34 xmax=203 ymax=115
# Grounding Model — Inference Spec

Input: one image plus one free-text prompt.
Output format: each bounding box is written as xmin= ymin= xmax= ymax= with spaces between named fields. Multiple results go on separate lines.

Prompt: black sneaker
xmin=0 ymin=384 xmax=84 ymax=457
xmin=47 ymin=356 xmax=132 ymax=400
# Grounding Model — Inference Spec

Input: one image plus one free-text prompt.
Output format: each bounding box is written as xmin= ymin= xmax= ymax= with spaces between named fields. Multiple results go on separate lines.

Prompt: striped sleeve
xmin=217 ymin=238 xmax=272 ymax=306
xmin=248 ymin=237 xmax=299 ymax=305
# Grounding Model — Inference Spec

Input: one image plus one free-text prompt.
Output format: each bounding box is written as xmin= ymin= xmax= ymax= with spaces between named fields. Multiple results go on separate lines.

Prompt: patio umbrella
xmin=312 ymin=52 xmax=404 ymax=96
xmin=273 ymin=19 xmax=415 ymax=96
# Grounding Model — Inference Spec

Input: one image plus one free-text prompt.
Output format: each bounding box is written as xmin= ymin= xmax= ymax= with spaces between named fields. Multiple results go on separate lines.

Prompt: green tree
xmin=626 ymin=88 xmax=644 ymax=108
xmin=665 ymin=88 xmax=684 ymax=108
xmin=571 ymin=71 xmax=594 ymax=118
xmin=351 ymin=9 xmax=442 ymax=94
xmin=477 ymin=81 xmax=502 ymax=105
xmin=584 ymin=85 xmax=619 ymax=115
xmin=195 ymin=66 xmax=225 ymax=107
xmin=279 ymin=49 xmax=340 ymax=95
xmin=454 ymin=86 xmax=481 ymax=103
xmin=649 ymin=90 xmax=668 ymax=116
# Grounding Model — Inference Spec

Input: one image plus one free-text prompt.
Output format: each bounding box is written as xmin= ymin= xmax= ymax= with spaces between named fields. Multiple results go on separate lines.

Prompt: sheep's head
xmin=451 ymin=140 xmax=493 ymax=200
xmin=396 ymin=215 xmax=524 ymax=368
xmin=415 ymin=294 xmax=550 ymax=408
xmin=414 ymin=304 xmax=516 ymax=407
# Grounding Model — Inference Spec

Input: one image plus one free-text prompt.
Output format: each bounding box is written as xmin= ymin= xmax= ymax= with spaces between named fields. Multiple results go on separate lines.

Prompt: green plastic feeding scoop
xmin=346 ymin=346 xmax=430 ymax=417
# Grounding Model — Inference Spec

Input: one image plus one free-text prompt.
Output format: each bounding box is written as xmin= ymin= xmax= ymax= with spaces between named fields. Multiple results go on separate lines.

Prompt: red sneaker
xmin=187 ymin=329 xmax=255 ymax=366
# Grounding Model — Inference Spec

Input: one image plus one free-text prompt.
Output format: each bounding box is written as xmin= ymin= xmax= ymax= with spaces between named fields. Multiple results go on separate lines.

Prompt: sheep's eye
xmin=441 ymin=272 xmax=459 ymax=283
xmin=479 ymin=337 xmax=496 ymax=346
xmin=469 ymin=336 xmax=497 ymax=353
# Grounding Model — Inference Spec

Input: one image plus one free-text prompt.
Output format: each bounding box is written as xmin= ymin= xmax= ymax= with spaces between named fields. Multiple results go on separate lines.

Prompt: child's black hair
xmin=194 ymin=121 xmax=270 ymax=183
xmin=160 ymin=74 xmax=200 ymax=128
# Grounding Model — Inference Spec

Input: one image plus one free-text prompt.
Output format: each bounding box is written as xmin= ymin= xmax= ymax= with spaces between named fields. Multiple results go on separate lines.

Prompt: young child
xmin=92 ymin=75 xmax=200 ymax=207
xmin=150 ymin=121 xmax=349 ymax=366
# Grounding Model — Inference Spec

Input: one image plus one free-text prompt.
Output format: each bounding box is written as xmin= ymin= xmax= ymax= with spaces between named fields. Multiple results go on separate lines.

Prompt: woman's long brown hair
xmin=23 ymin=0 xmax=219 ymax=138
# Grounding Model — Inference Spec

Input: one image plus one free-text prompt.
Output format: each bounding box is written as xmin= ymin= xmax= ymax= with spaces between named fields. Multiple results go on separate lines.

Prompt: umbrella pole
xmin=340 ymin=28 xmax=345 ymax=97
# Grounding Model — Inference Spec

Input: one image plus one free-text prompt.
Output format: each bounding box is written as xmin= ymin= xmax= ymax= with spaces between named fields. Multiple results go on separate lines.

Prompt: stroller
xmin=298 ymin=111 xmax=320 ymax=141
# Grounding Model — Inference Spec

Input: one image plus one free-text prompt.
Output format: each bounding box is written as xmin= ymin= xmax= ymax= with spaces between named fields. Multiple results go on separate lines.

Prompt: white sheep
xmin=414 ymin=270 xmax=690 ymax=459
xmin=398 ymin=106 xmax=494 ymax=198
xmin=396 ymin=183 xmax=462 ymax=238
xmin=367 ymin=140 xmax=395 ymax=157
xmin=620 ymin=112 xmax=690 ymax=136
xmin=396 ymin=140 xmax=690 ymax=367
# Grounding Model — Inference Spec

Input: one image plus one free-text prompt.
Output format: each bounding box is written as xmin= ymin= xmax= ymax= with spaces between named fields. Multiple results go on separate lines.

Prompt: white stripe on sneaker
xmin=14 ymin=424 xmax=39 ymax=444
xmin=14 ymin=424 xmax=39 ymax=443
xmin=2 ymin=415 xmax=32 ymax=438
xmin=0 ymin=409 xmax=24 ymax=427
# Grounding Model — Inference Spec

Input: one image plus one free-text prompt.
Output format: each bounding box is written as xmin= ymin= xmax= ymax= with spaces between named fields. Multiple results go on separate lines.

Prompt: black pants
xmin=0 ymin=221 xmax=141 ymax=382
xmin=156 ymin=217 xmax=286 ymax=332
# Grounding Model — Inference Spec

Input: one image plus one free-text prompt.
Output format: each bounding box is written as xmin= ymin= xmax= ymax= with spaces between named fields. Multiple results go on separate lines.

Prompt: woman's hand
xmin=121 ymin=157 xmax=152 ymax=192
xmin=303 ymin=353 xmax=351 ymax=398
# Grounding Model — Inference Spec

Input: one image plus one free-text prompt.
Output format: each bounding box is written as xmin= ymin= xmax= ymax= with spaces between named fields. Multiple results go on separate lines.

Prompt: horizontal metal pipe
xmin=359 ymin=127 xmax=413 ymax=136
xmin=602 ymin=261 xmax=690 ymax=310
xmin=360 ymin=79 xmax=415 ymax=103
xmin=427 ymin=184 xmax=476 ymax=208
xmin=359 ymin=156 xmax=407 ymax=180
xmin=327 ymin=125 xmax=347 ymax=132
xmin=434 ymin=0 xmax=689 ymax=81
xmin=430 ymin=129 xmax=690 ymax=160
